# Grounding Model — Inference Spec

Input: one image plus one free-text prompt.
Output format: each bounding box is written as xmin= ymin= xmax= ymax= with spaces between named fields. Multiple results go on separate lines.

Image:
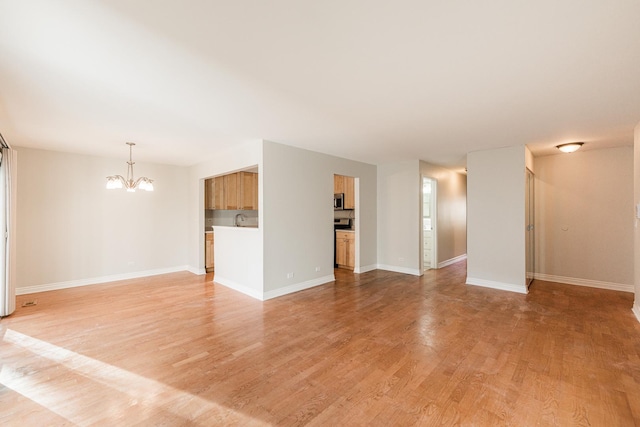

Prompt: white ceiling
xmin=1 ymin=1 xmax=639 ymax=168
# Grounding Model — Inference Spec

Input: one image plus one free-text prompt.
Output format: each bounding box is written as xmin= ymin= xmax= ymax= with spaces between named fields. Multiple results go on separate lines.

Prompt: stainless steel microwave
xmin=334 ymin=193 xmax=344 ymax=210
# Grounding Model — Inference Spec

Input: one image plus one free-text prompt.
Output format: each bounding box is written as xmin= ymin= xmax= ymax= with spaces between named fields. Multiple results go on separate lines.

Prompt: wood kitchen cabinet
xmin=336 ymin=231 xmax=355 ymax=270
xmin=239 ymin=171 xmax=258 ymax=210
xmin=204 ymin=177 xmax=225 ymax=210
xmin=205 ymin=232 xmax=214 ymax=272
xmin=334 ymin=174 xmax=355 ymax=209
xmin=205 ymin=178 xmax=215 ymax=209
xmin=223 ymin=173 xmax=239 ymax=210
xmin=206 ymin=172 xmax=258 ymax=210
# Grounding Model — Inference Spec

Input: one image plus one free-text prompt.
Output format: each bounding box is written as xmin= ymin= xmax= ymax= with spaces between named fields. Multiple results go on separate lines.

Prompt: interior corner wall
xmin=187 ymin=140 xmax=262 ymax=271
xmin=15 ymin=146 xmax=189 ymax=292
xmin=467 ymin=146 xmax=527 ymax=293
xmin=377 ymin=160 xmax=421 ymax=275
xmin=634 ymin=123 xmax=640 ymax=322
xmin=419 ymin=161 xmax=467 ymax=266
xmin=262 ymin=141 xmax=377 ymax=295
xmin=535 ymin=146 xmax=634 ymax=292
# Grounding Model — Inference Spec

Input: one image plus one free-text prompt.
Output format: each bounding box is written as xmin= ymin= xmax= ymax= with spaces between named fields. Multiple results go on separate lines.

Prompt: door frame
xmin=420 ymin=175 xmax=438 ymax=274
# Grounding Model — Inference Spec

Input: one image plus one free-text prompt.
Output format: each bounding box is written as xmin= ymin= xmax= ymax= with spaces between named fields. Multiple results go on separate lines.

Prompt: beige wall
xmin=535 ymin=146 xmax=634 ymax=291
xmin=15 ymin=147 xmax=189 ymax=291
xmin=634 ymin=124 xmax=640 ymax=320
xmin=420 ymin=161 xmax=467 ymax=266
xmin=467 ymin=145 xmax=527 ymax=293
xmin=262 ymin=141 xmax=377 ymax=294
xmin=377 ymin=160 xmax=421 ymax=274
xmin=376 ymin=160 xmax=467 ymax=275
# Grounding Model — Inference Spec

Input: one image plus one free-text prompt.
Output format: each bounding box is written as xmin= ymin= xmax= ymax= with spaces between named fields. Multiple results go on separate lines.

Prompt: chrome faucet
xmin=234 ymin=213 xmax=246 ymax=227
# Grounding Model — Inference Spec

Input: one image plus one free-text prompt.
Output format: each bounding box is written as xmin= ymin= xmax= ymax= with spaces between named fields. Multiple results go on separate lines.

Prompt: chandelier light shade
xmin=556 ymin=142 xmax=584 ymax=153
xmin=106 ymin=142 xmax=154 ymax=192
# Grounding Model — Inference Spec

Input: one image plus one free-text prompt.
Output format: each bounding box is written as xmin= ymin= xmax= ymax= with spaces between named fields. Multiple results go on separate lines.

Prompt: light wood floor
xmin=1 ymin=262 xmax=639 ymax=426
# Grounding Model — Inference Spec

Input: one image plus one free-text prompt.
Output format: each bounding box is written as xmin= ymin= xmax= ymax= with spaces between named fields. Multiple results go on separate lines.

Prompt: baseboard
xmin=437 ymin=254 xmax=467 ymax=269
xmin=633 ymin=303 xmax=640 ymax=324
xmin=377 ymin=264 xmax=421 ymax=276
xmin=466 ymin=277 xmax=528 ymax=294
xmin=262 ymin=275 xmax=335 ymax=301
xmin=187 ymin=266 xmax=206 ymax=275
xmin=213 ymin=276 xmax=263 ymax=300
xmin=533 ymin=273 xmax=634 ymax=293
xmin=15 ymin=266 xmax=191 ymax=295
xmin=355 ymin=264 xmax=377 ymax=274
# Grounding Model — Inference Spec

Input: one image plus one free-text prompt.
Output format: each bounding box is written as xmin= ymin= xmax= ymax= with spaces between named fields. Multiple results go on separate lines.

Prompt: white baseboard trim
xmin=262 ymin=275 xmax=335 ymax=301
xmin=633 ymin=303 xmax=640 ymax=324
xmin=16 ymin=266 xmax=191 ymax=295
xmin=377 ymin=264 xmax=421 ymax=276
xmin=355 ymin=264 xmax=377 ymax=274
xmin=437 ymin=254 xmax=467 ymax=269
xmin=187 ymin=266 xmax=206 ymax=275
xmin=213 ymin=276 xmax=263 ymax=300
xmin=533 ymin=273 xmax=634 ymax=293
xmin=466 ymin=277 xmax=528 ymax=294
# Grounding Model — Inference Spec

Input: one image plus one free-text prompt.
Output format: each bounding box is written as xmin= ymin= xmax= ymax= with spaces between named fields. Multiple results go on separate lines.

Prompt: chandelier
xmin=106 ymin=142 xmax=154 ymax=192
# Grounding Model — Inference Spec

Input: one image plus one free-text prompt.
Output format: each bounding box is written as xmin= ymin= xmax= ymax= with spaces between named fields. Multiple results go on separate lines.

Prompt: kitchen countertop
xmin=336 ymin=229 xmax=355 ymax=233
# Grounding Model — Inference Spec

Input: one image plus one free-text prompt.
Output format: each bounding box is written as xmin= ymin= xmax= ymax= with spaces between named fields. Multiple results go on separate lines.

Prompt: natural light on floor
xmin=0 ymin=329 xmax=267 ymax=425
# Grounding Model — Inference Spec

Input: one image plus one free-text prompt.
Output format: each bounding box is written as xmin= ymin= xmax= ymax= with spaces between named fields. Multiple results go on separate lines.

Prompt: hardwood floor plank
xmin=1 ymin=263 xmax=639 ymax=426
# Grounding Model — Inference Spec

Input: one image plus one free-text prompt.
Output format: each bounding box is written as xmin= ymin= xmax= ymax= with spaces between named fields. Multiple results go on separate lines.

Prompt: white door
xmin=422 ymin=177 xmax=437 ymax=270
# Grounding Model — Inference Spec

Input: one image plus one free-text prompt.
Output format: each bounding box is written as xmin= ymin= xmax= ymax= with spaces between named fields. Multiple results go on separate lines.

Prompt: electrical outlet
xmin=315 ymin=267 xmax=321 ymax=272
xmin=287 ymin=272 xmax=294 ymax=279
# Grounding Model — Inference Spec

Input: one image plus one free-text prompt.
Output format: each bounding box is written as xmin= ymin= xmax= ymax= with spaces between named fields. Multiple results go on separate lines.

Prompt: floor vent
xmin=21 ymin=300 xmax=37 ymax=307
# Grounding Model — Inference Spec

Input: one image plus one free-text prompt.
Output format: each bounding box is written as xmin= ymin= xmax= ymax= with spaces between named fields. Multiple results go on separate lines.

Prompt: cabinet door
xmin=334 ymin=175 xmax=344 ymax=194
xmin=346 ymin=234 xmax=355 ymax=269
xmin=336 ymin=232 xmax=347 ymax=266
xmin=213 ymin=177 xmax=225 ymax=209
xmin=204 ymin=178 xmax=215 ymax=210
xmin=239 ymin=172 xmax=258 ymax=210
xmin=224 ymin=173 xmax=239 ymax=210
xmin=343 ymin=176 xmax=355 ymax=209
xmin=205 ymin=233 xmax=214 ymax=270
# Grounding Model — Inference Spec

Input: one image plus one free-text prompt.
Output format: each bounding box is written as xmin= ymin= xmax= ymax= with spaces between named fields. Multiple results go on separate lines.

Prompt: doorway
xmin=422 ymin=177 xmax=437 ymax=271
xmin=525 ymin=168 xmax=535 ymax=287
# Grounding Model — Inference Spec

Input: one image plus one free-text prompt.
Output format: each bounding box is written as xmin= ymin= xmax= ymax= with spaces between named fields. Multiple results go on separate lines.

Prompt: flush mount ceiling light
xmin=106 ymin=142 xmax=154 ymax=192
xmin=556 ymin=142 xmax=584 ymax=153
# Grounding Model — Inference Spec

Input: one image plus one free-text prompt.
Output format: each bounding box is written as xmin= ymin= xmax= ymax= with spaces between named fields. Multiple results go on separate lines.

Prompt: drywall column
xmin=466 ymin=146 xmax=528 ymax=293
xmin=377 ymin=160 xmax=421 ymax=275
xmin=634 ymin=122 xmax=640 ymax=322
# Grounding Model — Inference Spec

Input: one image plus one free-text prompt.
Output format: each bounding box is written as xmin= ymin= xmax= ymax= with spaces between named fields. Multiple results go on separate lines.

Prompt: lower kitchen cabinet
xmin=336 ymin=231 xmax=355 ymax=270
xmin=205 ymin=232 xmax=214 ymax=272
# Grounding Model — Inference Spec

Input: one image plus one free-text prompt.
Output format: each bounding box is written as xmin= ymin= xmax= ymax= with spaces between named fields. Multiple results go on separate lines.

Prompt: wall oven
xmin=334 ymin=193 xmax=344 ymax=210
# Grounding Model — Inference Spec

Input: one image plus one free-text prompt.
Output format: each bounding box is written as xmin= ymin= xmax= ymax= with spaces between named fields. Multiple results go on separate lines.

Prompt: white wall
xmin=187 ymin=140 xmax=262 ymax=274
xmin=187 ymin=140 xmax=263 ymax=300
xmin=377 ymin=160 xmax=421 ymax=274
xmin=377 ymin=160 xmax=467 ymax=275
xmin=262 ymin=141 xmax=377 ymax=295
xmin=420 ymin=161 xmax=467 ymax=267
xmin=213 ymin=226 xmax=262 ymax=299
xmin=634 ymin=123 xmax=640 ymax=321
xmin=535 ymin=146 xmax=634 ymax=292
xmin=467 ymin=145 xmax=528 ymax=293
xmin=15 ymin=147 xmax=189 ymax=292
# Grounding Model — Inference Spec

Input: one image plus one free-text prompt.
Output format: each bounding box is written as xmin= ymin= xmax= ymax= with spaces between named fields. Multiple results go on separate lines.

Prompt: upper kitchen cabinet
xmin=239 ymin=172 xmax=258 ymax=210
xmin=205 ymin=171 xmax=258 ymax=210
xmin=224 ymin=173 xmax=240 ymax=210
xmin=205 ymin=178 xmax=214 ymax=209
xmin=334 ymin=174 xmax=355 ymax=209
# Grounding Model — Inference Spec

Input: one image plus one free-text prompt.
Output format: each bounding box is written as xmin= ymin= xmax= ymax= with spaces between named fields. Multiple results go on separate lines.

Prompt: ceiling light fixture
xmin=106 ymin=142 xmax=154 ymax=192
xmin=556 ymin=142 xmax=584 ymax=153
